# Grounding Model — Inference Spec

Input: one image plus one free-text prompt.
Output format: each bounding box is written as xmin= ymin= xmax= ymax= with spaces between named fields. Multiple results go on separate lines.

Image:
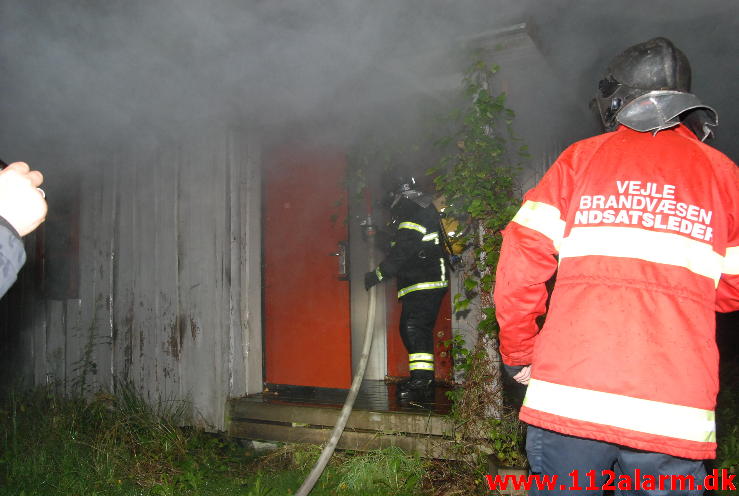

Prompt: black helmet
xmin=380 ymin=171 xmax=421 ymax=208
xmin=593 ymin=37 xmax=717 ymax=140
xmin=392 ymin=174 xmax=417 ymax=195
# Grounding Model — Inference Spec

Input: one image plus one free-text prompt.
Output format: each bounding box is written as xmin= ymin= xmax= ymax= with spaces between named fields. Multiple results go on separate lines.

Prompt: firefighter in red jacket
xmin=494 ymin=37 xmax=739 ymax=494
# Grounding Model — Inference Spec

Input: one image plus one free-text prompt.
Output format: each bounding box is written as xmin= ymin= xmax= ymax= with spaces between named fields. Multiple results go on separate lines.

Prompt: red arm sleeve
xmin=716 ymin=165 xmax=739 ymax=313
xmin=493 ymin=150 xmax=573 ymax=365
xmin=717 ymin=257 xmax=739 ymax=313
xmin=494 ymin=223 xmax=558 ymax=365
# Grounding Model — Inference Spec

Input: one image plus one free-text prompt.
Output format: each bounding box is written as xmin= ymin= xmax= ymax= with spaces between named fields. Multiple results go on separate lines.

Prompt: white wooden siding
xmin=0 ymin=128 xmax=262 ymax=431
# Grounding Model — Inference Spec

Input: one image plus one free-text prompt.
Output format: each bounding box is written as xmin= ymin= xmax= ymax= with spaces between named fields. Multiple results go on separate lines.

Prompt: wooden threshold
xmin=227 ymin=381 xmax=461 ymax=459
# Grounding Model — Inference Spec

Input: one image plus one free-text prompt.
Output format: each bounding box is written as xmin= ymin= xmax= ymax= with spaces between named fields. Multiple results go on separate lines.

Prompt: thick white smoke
xmin=0 ymin=0 xmax=736 ymax=163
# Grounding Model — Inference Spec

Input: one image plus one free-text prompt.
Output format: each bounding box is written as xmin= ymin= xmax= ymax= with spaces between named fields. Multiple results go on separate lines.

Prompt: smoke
xmin=0 ymin=0 xmax=737 ymax=165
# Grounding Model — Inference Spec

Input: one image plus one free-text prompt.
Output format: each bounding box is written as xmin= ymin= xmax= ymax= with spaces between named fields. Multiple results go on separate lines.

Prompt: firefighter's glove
xmin=364 ymin=271 xmax=380 ymax=291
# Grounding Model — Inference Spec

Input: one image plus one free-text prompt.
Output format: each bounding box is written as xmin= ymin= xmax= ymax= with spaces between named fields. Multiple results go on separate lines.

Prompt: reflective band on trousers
xmin=375 ymin=267 xmax=383 ymax=281
xmin=409 ymin=353 xmax=434 ymax=362
xmin=398 ymin=222 xmax=427 ymax=234
xmin=512 ymin=200 xmax=566 ymax=250
xmin=560 ymin=226 xmax=723 ymax=286
xmin=409 ymin=362 xmax=434 ymax=371
xmin=421 ymin=232 xmax=439 ymax=244
xmin=397 ymin=280 xmax=448 ymax=298
xmin=523 ymin=378 xmax=716 ymax=443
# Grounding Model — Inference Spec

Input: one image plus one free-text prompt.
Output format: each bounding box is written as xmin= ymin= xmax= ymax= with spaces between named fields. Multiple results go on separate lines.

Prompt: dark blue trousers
xmin=526 ymin=426 xmax=706 ymax=496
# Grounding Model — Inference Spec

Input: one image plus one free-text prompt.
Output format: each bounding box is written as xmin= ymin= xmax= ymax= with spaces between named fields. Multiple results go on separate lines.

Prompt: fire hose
xmin=294 ymin=217 xmax=378 ymax=496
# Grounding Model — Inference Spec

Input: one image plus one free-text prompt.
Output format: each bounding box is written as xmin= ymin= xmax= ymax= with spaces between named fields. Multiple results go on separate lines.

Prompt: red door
xmin=386 ymin=290 xmax=453 ymax=382
xmin=263 ymin=148 xmax=351 ymax=389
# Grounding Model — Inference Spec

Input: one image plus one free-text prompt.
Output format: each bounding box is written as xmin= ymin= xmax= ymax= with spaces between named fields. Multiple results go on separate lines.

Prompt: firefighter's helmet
xmin=382 ymin=172 xmax=422 ymax=208
xmin=593 ymin=37 xmax=717 ymax=140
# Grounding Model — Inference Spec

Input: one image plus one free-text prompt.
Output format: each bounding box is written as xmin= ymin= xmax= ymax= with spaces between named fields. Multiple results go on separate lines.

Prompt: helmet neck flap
xmin=616 ymin=91 xmax=718 ymax=141
xmin=594 ymin=37 xmax=718 ymax=142
xmin=391 ymin=189 xmax=433 ymax=209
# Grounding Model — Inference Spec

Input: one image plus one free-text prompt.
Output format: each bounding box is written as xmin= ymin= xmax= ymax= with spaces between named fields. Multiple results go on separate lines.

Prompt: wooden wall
xmin=0 ymin=128 xmax=263 ymax=431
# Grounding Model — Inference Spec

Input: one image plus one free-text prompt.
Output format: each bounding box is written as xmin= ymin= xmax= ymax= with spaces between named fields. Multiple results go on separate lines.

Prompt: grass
xmin=0 ymin=383 xmax=240 ymax=495
xmin=0 ymin=385 xmax=437 ymax=496
xmin=1 ymin=372 xmax=735 ymax=496
xmin=336 ymin=446 xmax=425 ymax=493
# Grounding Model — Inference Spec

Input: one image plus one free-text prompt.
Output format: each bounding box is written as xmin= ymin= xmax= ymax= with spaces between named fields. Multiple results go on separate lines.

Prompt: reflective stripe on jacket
xmin=375 ymin=197 xmax=448 ymax=298
xmin=494 ymin=125 xmax=739 ymax=460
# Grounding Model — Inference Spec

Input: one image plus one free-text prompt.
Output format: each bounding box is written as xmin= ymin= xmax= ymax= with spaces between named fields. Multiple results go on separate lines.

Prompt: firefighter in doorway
xmin=495 ymin=37 xmax=738 ymax=494
xmin=364 ymin=174 xmax=449 ymax=402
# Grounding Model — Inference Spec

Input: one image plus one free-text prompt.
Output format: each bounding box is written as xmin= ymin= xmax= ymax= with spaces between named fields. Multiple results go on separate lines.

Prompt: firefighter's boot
xmin=398 ymin=371 xmax=434 ymax=403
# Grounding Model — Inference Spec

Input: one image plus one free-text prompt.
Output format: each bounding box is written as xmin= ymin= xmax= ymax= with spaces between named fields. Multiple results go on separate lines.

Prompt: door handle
xmin=329 ymin=241 xmax=349 ymax=280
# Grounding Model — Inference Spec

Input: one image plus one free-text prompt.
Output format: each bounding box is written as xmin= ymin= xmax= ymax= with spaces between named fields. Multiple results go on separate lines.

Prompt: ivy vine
xmin=430 ymin=58 xmax=526 ymax=336
xmin=428 ymin=57 xmax=529 ymax=471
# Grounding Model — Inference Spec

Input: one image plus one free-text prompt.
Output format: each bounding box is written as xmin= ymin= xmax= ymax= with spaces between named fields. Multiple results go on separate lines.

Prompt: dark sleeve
xmin=0 ymin=216 xmax=27 ymax=299
xmin=375 ymin=211 xmax=423 ymax=280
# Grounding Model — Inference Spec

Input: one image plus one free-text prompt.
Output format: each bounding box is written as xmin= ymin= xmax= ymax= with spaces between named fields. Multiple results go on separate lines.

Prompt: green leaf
xmin=463 ymin=278 xmax=478 ymax=292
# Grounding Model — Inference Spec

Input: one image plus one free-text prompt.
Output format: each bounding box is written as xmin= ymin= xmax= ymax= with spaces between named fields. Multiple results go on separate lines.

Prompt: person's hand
xmin=364 ymin=271 xmax=380 ymax=291
xmin=0 ymin=162 xmax=48 ymax=236
xmin=513 ymin=365 xmax=532 ymax=385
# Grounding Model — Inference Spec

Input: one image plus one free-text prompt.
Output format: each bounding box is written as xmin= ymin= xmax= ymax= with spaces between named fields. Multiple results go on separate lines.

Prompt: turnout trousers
xmin=398 ymin=288 xmax=447 ymax=379
xmin=526 ymin=426 xmax=707 ymax=496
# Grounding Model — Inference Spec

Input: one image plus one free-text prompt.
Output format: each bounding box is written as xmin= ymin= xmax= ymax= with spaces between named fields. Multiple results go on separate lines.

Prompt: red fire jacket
xmin=494 ymin=125 xmax=739 ymax=460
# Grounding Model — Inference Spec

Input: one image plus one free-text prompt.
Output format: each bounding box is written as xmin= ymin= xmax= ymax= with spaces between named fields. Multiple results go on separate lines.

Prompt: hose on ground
xmin=295 ymin=244 xmax=376 ymax=496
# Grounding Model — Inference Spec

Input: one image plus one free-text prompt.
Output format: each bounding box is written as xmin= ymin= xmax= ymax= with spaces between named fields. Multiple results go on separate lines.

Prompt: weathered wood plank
xmin=155 ymin=143 xmax=181 ymax=402
xmin=242 ymin=137 xmax=262 ymax=395
xmin=45 ymin=300 xmax=66 ymax=389
xmin=176 ymin=132 xmax=229 ymax=429
xmin=226 ymin=132 xmax=245 ymax=397
xmin=133 ymin=145 xmax=159 ymax=402
xmin=229 ymin=400 xmax=452 ymax=437
xmin=228 ymin=421 xmax=461 ymax=459
xmin=112 ymin=153 xmax=136 ymax=385
xmin=214 ymin=133 xmax=230 ymax=427
xmin=92 ymin=159 xmax=118 ymax=394
xmin=73 ymin=165 xmax=107 ymax=395
xmin=64 ymin=298 xmax=84 ymax=395
xmin=32 ymin=287 xmax=47 ymax=386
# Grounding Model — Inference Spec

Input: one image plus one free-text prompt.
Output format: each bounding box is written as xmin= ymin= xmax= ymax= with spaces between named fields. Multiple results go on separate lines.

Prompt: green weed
xmin=336 ymin=446 xmax=426 ymax=495
xmin=0 ymin=383 xmax=252 ymax=495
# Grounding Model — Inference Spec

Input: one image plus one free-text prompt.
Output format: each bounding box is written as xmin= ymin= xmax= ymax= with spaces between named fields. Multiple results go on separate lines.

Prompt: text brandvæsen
xmin=574 ymin=180 xmax=713 ymax=241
